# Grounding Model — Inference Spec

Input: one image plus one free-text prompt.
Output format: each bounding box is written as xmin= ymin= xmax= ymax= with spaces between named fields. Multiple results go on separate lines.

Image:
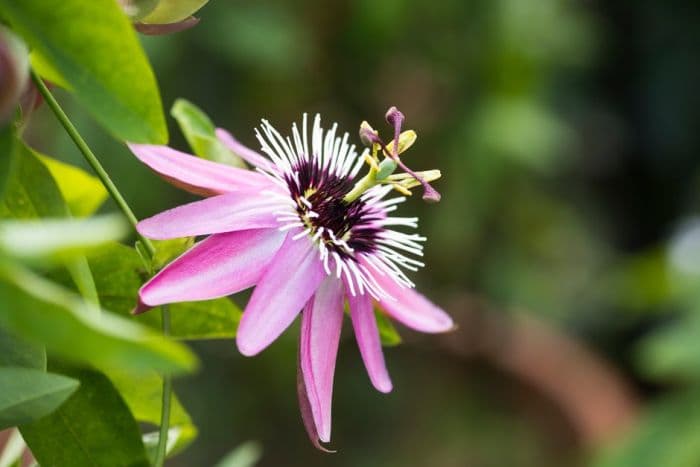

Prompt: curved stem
xmin=31 ymin=70 xmax=173 ymax=465
xmin=30 ymin=71 xmax=155 ymax=257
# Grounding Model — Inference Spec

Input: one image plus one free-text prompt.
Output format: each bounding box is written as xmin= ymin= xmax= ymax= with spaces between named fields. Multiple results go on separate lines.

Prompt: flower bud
xmin=118 ymin=0 xmax=159 ymax=21
xmin=359 ymin=121 xmax=381 ymax=147
xmin=385 ymin=106 xmax=404 ymax=128
xmin=140 ymin=0 xmax=209 ymax=24
xmin=0 ymin=26 xmax=29 ymax=125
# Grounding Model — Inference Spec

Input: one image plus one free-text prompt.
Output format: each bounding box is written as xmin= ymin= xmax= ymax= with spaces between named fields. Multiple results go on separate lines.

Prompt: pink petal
xmin=300 ymin=277 xmax=345 ymax=443
xmin=139 ymin=229 xmax=285 ymax=307
xmin=347 ymin=291 xmax=392 ymax=393
xmin=137 ymin=191 xmax=282 ymax=240
xmin=215 ymin=128 xmax=278 ymax=173
xmin=128 ymin=143 xmax=273 ymax=196
xmin=236 ymin=235 xmax=326 ymax=356
xmin=367 ymin=261 xmax=454 ymax=333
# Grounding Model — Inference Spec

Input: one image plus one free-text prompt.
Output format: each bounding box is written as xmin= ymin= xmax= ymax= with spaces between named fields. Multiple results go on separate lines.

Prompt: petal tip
xmin=236 ymin=335 xmax=263 ymax=357
xmin=375 ymin=380 xmax=393 ymax=393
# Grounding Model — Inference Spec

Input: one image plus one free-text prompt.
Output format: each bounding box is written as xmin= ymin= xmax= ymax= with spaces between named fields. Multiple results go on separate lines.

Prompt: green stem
xmin=343 ymin=170 xmax=376 ymax=203
xmin=32 ymin=70 xmax=173 ymax=465
xmin=154 ymin=305 xmax=172 ymax=467
xmin=30 ymin=71 xmax=155 ymax=257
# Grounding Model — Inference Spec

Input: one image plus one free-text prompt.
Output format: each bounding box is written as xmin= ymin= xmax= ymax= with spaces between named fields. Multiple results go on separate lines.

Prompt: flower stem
xmin=31 ymin=70 xmax=173 ymax=465
xmin=30 ymin=71 xmax=156 ymax=257
xmin=154 ymin=305 xmax=172 ymax=467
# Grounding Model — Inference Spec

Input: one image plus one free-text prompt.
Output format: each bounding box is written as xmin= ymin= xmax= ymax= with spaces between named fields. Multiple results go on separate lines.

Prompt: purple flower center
xmin=285 ymin=158 xmax=382 ymax=260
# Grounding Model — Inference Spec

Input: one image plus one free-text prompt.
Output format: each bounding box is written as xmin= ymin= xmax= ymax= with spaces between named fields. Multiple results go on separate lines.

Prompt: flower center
xmin=284 ymin=159 xmax=380 ymax=259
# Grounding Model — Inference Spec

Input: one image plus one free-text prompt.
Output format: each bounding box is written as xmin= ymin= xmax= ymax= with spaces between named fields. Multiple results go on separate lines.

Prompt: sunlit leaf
xmin=171 ymin=98 xmax=244 ymax=167
xmin=0 ymin=0 xmax=168 ymax=143
xmin=37 ymin=155 xmax=107 ymax=217
xmin=0 ymin=367 xmax=78 ymax=430
xmin=20 ymin=365 xmax=151 ymax=467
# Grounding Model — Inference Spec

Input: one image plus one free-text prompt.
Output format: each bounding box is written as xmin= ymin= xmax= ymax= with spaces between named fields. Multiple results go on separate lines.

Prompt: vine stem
xmin=31 ymin=71 xmax=173 ymax=467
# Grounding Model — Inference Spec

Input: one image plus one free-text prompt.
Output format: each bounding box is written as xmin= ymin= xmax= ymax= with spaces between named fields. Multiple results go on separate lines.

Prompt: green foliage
xmin=594 ymin=390 xmax=700 ymax=467
xmin=0 ymin=0 xmax=167 ymax=143
xmin=152 ymin=236 xmax=195 ymax=271
xmin=214 ymin=441 xmax=263 ymax=467
xmin=108 ymin=369 xmax=197 ymax=459
xmin=0 ymin=216 xmax=126 ymax=264
xmin=20 ymin=365 xmax=151 ymax=467
xmin=375 ymin=309 xmax=402 ymax=347
xmin=636 ymin=312 xmax=700 ymax=382
xmin=0 ymin=262 xmax=197 ymax=375
xmin=0 ymin=367 xmax=79 ymax=430
xmin=38 ymin=155 xmax=108 ymax=217
xmin=0 ymin=327 xmax=45 ymax=370
xmin=171 ymin=98 xmax=245 ymax=167
xmin=0 ymin=125 xmax=17 ymax=198
xmin=142 ymin=0 xmax=210 ymax=24
xmin=88 ymin=242 xmax=243 ymax=339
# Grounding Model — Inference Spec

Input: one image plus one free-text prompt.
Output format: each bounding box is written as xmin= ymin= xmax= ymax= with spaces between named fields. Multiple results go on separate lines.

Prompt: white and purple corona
xmin=128 ymin=107 xmax=453 ymax=448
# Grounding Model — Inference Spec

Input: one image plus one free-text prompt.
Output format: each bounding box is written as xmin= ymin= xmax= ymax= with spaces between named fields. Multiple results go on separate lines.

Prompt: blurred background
xmin=23 ymin=0 xmax=700 ymax=465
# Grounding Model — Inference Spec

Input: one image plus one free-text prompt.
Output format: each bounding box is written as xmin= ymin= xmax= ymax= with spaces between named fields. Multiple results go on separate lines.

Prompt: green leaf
xmin=0 ymin=143 xmax=65 ymax=219
xmin=142 ymin=0 xmax=210 ymax=24
xmin=0 ymin=125 xmax=17 ymax=199
xmin=0 ymin=327 xmax=45 ymax=370
xmin=593 ymin=390 xmax=700 ymax=467
xmin=637 ymin=312 xmax=700 ymax=381
xmin=0 ymin=216 xmax=127 ymax=264
xmin=107 ymin=369 xmax=197 ymax=459
xmin=171 ymin=98 xmax=245 ymax=167
xmin=0 ymin=367 xmax=79 ymax=430
xmin=375 ymin=309 xmax=402 ymax=347
xmin=0 ymin=0 xmax=168 ymax=143
xmin=20 ymin=365 xmax=151 ymax=467
xmin=214 ymin=441 xmax=263 ymax=467
xmin=37 ymin=155 xmax=107 ymax=217
xmin=152 ymin=236 xmax=195 ymax=271
xmin=0 ymin=143 xmax=102 ymax=306
xmin=0 ymin=262 xmax=197 ymax=375
xmin=86 ymin=242 xmax=243 ymax=339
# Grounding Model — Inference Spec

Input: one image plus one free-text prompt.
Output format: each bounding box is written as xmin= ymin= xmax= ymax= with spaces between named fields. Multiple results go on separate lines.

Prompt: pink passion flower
xmin=128 ymin=108 xmax=453 ymax=448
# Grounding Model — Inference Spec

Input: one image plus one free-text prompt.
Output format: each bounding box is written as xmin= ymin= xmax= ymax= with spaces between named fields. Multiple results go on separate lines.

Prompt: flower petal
xmin=128 ymin=143 xmax=273 ymax=196
xmin=139 ymin=229 xmax=285 ymax=307
xmin=236 ymin=235 xmax=326 ymax=356
xmin=215 ymin=128 xmax=278 ymax=173
xmin=368 ymin=262 xmax=454 ymax=333
xmin=347 ymin=291 xmax=392 ymax=393
xmin=300 ymin=277 xmax=345 ymax=443
xmin=137 ymin=191 xmax=282 ymax=240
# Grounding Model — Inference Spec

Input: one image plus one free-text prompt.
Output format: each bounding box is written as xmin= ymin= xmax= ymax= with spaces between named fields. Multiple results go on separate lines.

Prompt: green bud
xmin=141 ymin=0 xmax=209 ymax=24
xmin=376 ymin=158 xmax=398 ymax=180
xmin=117 ymin=0 xmax=159 ymax=21
xmin=0 ymin=26 xmax=29 ymax=124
